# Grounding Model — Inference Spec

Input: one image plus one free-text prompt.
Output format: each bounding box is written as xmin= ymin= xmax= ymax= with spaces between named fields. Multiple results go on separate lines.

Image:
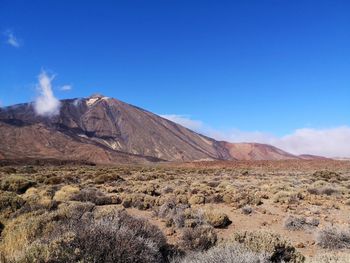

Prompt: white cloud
xmin=5 ymin=31 xmax=20 ymax=47
xmin=272 ymin=127 xmax=350 ymax=157
xmin=34 ymin=71 xmax=61 ymax=117
xmin=160 ymin=114 xmax=203 ymax=131
xmin=161 ymin=114 xmax=350 ymax=157
xmin=60 ymin=85 xmax=72 ymax=91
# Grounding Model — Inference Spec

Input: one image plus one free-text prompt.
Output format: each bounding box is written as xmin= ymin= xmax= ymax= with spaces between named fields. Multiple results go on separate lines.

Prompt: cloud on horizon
xmin=160 ymin=114 xmax=203 ymax=131
xmin=162 ymin=114 xmax=350 ymax=158
xmin=4 ymin=30 xmax=20 ymax=47
xmin=34 ymin=71 xmax=61 ymax=117
xmin=60 ymin=85 xmax=72 ymax=91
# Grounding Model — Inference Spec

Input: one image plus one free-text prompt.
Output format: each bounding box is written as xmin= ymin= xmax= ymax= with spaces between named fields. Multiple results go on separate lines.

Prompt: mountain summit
xmin=0 ymin=95 xmax=307 ymax=164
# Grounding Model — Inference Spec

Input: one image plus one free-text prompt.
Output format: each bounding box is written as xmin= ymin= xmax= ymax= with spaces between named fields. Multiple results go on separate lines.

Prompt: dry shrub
xmin=43 ymin=175 xmax=64 ymax=185
xmin=71 ymin=187 xmax=112 ymax=205
xmin=53 ymin=185 xmax=80 ymax=202
xmin=206 ymin=193 xmax=224 ymax=203
xmin=0 ymin=175 xmax=36 ymax=194
xmin=283 ymin=216 xmax=319 ymax=231
xmin=241 ymin=205 xmax=253 ymax=215
xmin=94 ymin=173 xmax=125 ymax=184
xmin=171 ymin=243 xmax=269 ymax=263
xmin=20 ymin=166 xmax=37 ymax=174
xmin=316 ymin=226 xmax=350 ymax=249
xmin=206 ymin=181 xmax=220 ymax=188
xmin=136 ymin=183 xmax=161 ymax=196
xmin=308 ymin=187 xmax=339 ymax=196
xmin=273 ymin=191 xmax=302 ymax=204
xmin=121 ymin=193 xmax=156 ymax=210
xmin=307 ymin=253 xmax=350 ymax=263
xmin=155 ymin=198 xmax=205 ymax=229
xmin=180 ymin=225 xmax=217 ymax=251
xmin=156 ymin=198 xmax=188 ymax=228
xmin=232 ymin=231 xmax=304 ymax=262
xmin=313 ymin=171 xmax=341 ymax=182
xmin=0 ymin=167 xmax=17 ymax=174
xmin=22 ymin=187 xmax=53 ymax=206
xmin=162 ymin=186 xmax=174 ymax=194
xmin=0 ymin=203 xmax=169 ymax=263
xmin=189 ymin=194 xmax=205 ymax=205
xmin=232 ymin=190 xmax=263 ymax=208
xmin=203 ymin=210 xmax=231 ymax=228
xmin=0 ymin=190 xmax=25 ymax=214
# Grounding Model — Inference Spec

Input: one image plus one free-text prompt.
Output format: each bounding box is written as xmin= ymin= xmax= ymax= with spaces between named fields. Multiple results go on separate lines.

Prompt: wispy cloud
xmin=4 ymin=30 xmax=20 ymax=47
xmin=60 ymin=85 xmax=72 ymax=91
xmin=160 ymin=114 xmax=203 ymax=131
xmin=34 ymin=71 xmax=61 ymax=117
xmin=161 ymin=114 xmax=350 ymax=157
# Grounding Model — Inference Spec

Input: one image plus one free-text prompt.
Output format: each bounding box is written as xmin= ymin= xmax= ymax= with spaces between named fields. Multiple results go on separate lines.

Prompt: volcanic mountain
xmin=0 ymin=94 xmax=304 ymax=164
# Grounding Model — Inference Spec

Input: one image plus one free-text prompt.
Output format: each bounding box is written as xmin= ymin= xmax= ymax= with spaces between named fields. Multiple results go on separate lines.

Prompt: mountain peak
xmin=85 ymin=94 xmax=110 ymax=106
xmin=88 ymin=93 xmax=106 ymax=99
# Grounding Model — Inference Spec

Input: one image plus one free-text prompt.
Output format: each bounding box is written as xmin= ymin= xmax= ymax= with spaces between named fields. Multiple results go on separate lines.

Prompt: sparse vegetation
xmin=171 ymin=244 xmax=269 ymax=263
xmin=0 ymin=161 xmax=349 ymax=262
xmin=232 ymin=231 xmax=305 ymax=262
xmin=316 ymin=226 xmax=350 ymax=249
xmin=180 ymin=225 xmax=217 ymax=251
xmin=283 ymin=215 xmax=319 ymax=231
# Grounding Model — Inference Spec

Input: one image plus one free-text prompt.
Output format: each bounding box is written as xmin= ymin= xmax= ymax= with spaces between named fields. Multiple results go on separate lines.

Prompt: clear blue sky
xmin=1 ymin=0 xmax=349 ymax=136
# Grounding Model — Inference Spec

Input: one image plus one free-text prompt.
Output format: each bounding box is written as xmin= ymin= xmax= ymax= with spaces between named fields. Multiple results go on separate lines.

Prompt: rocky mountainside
xmin=219 ymin=142 xmax=298 ymax=160
xmin=0 ymin=94 xmax=310 ymax=164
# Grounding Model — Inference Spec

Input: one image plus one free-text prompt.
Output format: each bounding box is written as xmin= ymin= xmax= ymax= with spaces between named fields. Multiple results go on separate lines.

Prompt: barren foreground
xmin=1 ymin=160 xmax=350 ymax=262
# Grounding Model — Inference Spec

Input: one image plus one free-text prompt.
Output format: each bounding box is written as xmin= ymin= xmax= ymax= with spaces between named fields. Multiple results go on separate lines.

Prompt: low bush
xmin=203 ymin=210 xmax=231 ymax=228
xmin=241 ymin=205 xmax=253 ymax=215
xmin=53 ymin=185 xmax=80 ymax=202
xmin=232 ymin=231 xmax=304 ymax=262
xmin=180 ymin=225 xmax=217 ymax=251
xmin=273 ymin=191 xmax=302 ymax=204
xmin=313 ymin=171 xmax=341 ymax=182
xmin=121 ymin=193 xmax=156 ymax=210
xmin=0 ymin=175 xmax=36 ymax=194
xmin=189 ymin=194 xmax=205 ymax=205
xmin=283 ymin=216 xmax=319 ymax=231
xmin=307 ymin=253 xmax=350 ymax=263
xmin=1 ymin=203 xmax=169 ymax=263
xmin=171 ymin=244 xmax=269 ymax=263
xmin=94 ymin=173 xmax=125 ymax=184
xmin=0 ymin=190 xmax=25 ymax=214
xmin=316 ymin=226 xmax=350 ymax=249
xmin=71 ymin=187 xmax=112 ymax=205
xmin=308 ymin=187 xmax=339 ymax=196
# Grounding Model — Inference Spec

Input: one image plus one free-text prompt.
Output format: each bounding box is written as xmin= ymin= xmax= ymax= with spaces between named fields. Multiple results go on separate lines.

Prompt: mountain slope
xmin=0 ymin=94 xmax=306 ymax=163
xmin=220 ymin=142 xmax=298 ymax=160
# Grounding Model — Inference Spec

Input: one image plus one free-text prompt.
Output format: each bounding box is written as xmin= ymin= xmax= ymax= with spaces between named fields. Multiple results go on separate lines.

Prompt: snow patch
xmin=86 ymin=96 xmax=110 ymax=106
xmin=103 ymin=140 xmax=121 ymax=150
xmin=86 ymin=97 xmax=100 ymax=106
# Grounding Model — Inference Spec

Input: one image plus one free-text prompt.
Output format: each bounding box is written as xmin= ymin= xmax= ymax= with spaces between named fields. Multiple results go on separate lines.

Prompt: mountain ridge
xmin=0 ymin=94 xmax=321 ymax=164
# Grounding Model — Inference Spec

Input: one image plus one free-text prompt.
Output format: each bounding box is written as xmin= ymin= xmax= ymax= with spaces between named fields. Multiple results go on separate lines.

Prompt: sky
xmin=0 ymin=0 xmax=349 ymax=157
